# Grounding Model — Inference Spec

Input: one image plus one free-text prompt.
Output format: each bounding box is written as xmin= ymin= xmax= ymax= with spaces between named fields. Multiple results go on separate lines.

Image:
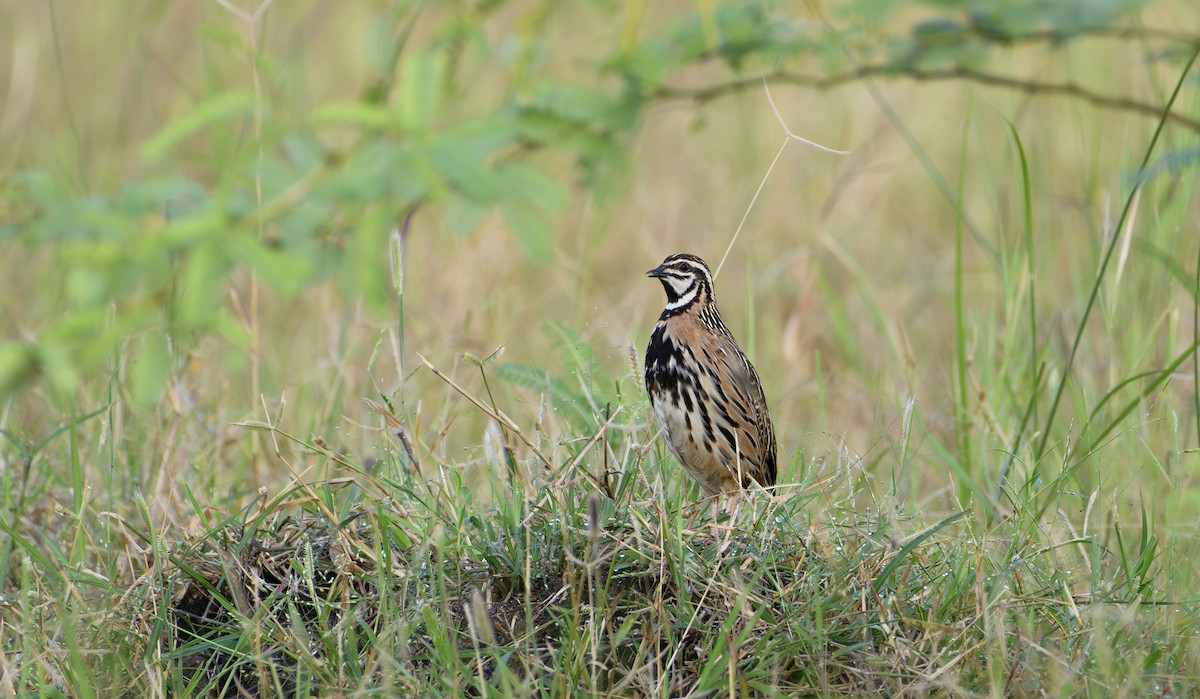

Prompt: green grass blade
xmin=1037 ymin=47 xmax=1200 ymax=459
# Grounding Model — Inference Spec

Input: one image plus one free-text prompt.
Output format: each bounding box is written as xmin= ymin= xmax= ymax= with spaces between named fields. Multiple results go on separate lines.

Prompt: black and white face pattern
xmin=647 ymin=253 xmax=715 ymax=314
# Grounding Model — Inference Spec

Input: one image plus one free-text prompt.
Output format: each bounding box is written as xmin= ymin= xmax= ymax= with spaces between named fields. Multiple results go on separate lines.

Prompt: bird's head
xmin=648 ymin=253 xmax=715 ymax=312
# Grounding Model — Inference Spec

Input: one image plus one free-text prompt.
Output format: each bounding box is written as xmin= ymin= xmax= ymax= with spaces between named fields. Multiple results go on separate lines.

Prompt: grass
xmin=3 ymin=1 xmax=1200 ymax=696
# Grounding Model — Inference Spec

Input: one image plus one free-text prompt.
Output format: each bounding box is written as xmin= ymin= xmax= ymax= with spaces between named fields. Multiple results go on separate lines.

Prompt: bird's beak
xmin=647 ymin=264 xmax=667 ymax=278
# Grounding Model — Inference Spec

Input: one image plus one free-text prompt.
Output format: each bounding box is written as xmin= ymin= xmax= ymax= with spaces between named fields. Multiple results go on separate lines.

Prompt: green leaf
xmin=427 ymin=136 xmax=506 ymax=204
xmin=311 ymin=101 xmax=402 ymax=131
xmin=502 ymin=200 xmax=554 ymax=264
xmin=615 ymin=38 xmax=673 ymax=88
xmin=36 ymin=337 xmax=79 ymax=394
xmin=0 ymin=342 xmax=37 ymax=396
xmin=321 ymin=142 xmax=428 ymax=205
xmin=527 ymin=83 xmax=634 ymax=133
xmin=495 ymin=363 xmax=596 ymax=432
xmin=873 ymin=511 xmax=968 ymax=593
xmin=500 ymin=163 xmax=568 ymax=212
xmin=546 ymin=322 xmax=596 ymax=378
xmin=175 ymin=242 xmax=228 ymax=331
xmin=281 ymin=131 xmax=328 ymax=172
xmin=140 ymin=91 xmax=256 ymax=161
xmin=439 ymin=112 xmax=520 ymax=158
xmin=130 ymin=333 xmax=171 ymax=408
xmin=343 ymin=207 xmax=396 ymax=309
xmin=442 ymin=193 xmax=490 ymax=237
xmin=225 ymin=236 xmax=315 ymax=296
xmin=116 ymin=176 xmax=208 ymax=217
xmin=546 ymin=322 xmax=623 ymax=409
xmin=1131 ymin=144 xmax=1200 ymax=187
xmin=398 ymin=49 xmax=445 ymax=132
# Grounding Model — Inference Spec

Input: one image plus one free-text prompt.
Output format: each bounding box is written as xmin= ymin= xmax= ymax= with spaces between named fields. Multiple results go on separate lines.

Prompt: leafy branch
xmin=654 ymin=64 xmax=1200 ymax=135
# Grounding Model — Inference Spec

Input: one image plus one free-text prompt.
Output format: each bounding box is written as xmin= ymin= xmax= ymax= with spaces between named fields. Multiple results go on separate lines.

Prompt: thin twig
xmin=714 ymin=79 xmax=849 ymax=278
xmin=417 ymin=354 xmax=554 ymax=470
xmin=762 ymin=78 xmax=853 ymax=157
xmin=363 ymin=398 xmax=421 ymax=478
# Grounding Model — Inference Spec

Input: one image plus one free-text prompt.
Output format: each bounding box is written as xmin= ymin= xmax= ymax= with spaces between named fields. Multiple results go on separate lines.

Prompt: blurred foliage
xmin=0 ymin=0 xmax=1192 ymax=399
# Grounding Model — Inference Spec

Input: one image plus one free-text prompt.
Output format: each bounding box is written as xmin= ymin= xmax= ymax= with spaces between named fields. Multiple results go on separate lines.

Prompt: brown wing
xmin=698 ymin=333 xmax=778 ymax=488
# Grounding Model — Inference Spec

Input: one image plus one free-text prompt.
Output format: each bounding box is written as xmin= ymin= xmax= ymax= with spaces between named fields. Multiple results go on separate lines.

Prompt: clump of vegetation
xmin=95 ymin=401 xmax=1198 ymax=695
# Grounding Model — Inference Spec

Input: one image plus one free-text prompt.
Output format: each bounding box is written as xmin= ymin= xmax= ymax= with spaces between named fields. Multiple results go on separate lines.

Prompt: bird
xmin=644 ymin=253 xmax=777 ymax=497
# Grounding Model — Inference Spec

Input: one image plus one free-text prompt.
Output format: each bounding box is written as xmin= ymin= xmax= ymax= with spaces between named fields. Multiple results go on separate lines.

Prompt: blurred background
xmin=1 ymin=0 xmax=1198 ymax=522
